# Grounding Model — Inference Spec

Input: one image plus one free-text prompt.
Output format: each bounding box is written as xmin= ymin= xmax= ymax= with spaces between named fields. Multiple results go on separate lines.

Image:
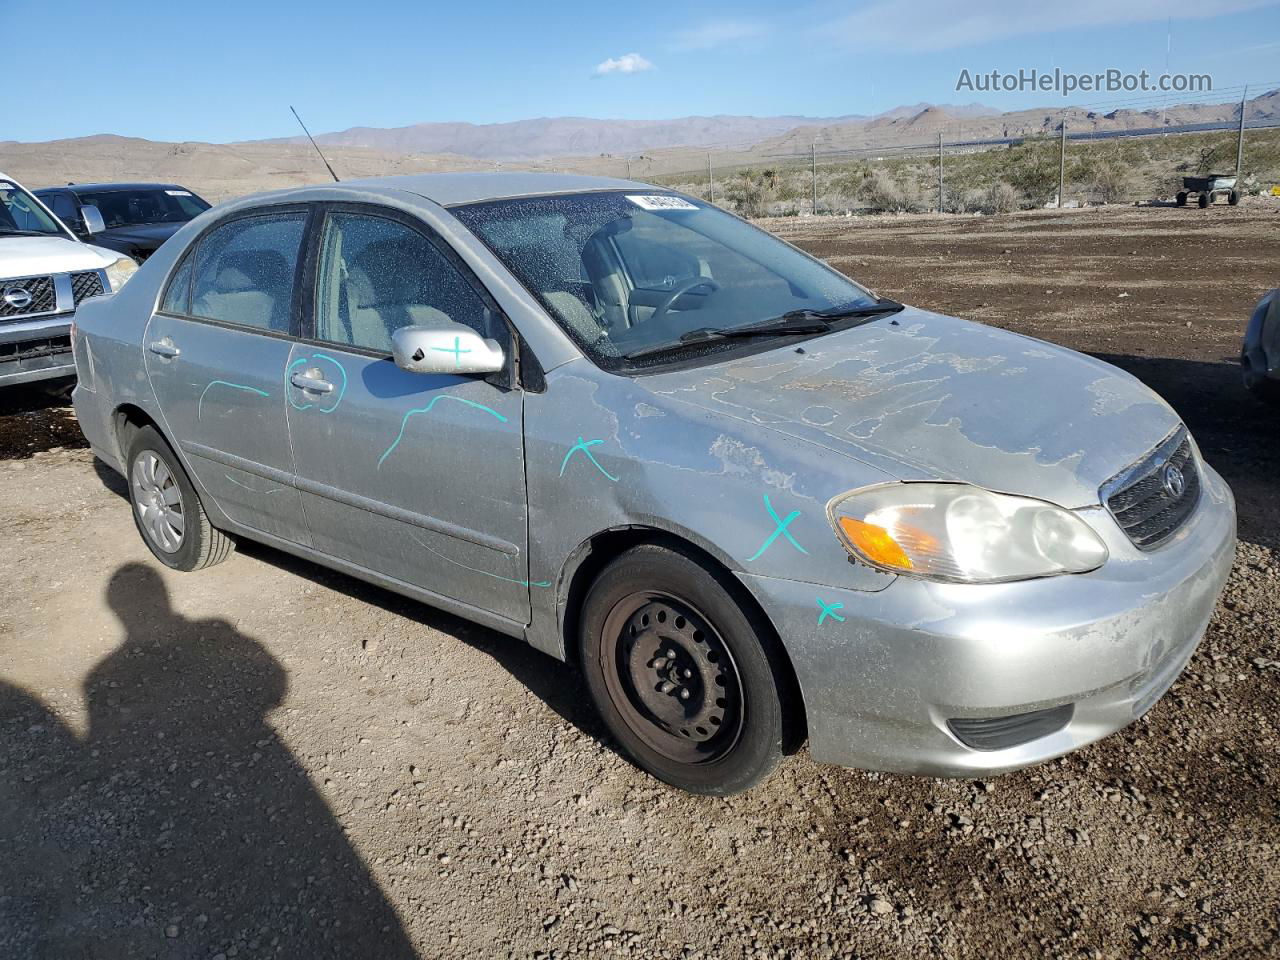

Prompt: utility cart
xmin=1176 ymin=174 xmax=1241 ymax=208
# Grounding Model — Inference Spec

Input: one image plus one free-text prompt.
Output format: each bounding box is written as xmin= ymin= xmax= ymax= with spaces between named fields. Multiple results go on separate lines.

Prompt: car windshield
xmin=75 ymin=188 xmax=210 ymax=228
xmin=451 ymin=191 xmax=878 ymax=369
xmin=0 ymin=180 xmax=65 ymax=236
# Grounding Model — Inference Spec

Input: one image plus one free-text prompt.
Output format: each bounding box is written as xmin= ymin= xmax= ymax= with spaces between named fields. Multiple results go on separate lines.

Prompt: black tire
xmin=1198 ymin=192 xmax=1210 ymax=208
xmin=1175 ymin=191 xmax=1188 ymax=206
xmin=1229 ymin=188 xmax=1241 ymax=206
xmin=578 ymin=543 xmax=796 ymax=795
xmin=126 ymin=425 xmax=234 ymax=571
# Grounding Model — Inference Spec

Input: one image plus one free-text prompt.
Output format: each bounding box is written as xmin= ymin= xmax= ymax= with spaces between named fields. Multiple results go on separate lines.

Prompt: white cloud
xmin=593 ymin=53 xmax=655 ymax=76
xmin=823 ymin=0 xmax=1277 ymax=51
xmin=671 ymin=19 xmax=770 ymax=51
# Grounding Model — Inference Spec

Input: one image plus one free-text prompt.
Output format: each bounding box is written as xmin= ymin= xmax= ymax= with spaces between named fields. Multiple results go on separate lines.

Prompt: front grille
xmin=71 ymin=271 xmax=105 ymax=304
xmin=948 ymin=704 xmax=1074 ymax=751
xmin=0 ymin=335 xmax=72 ymax=362
xmin=1102 ymin=429 xmax=1201 ymax=549
xmin=0 ymin=275 xmax=56 ymax=319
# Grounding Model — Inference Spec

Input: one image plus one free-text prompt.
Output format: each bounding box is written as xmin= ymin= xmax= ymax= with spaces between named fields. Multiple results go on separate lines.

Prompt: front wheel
xmin=1198 ymin=192 xmax=1211 ymax=208
xmin=1229 ymin=188 xmax=1241 ymax=206
xmin=126 ymin=425 xmax=235 ymax=571
xmin=1175 ymin=191 xmax=1188 ymax=206
xmin=578 ymin=543 xmax=795 ymax=795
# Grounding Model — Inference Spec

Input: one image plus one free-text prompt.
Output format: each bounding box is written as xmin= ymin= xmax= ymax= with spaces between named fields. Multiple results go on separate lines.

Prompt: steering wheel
xmin=647 ymin=277 xmax=721 ymax=324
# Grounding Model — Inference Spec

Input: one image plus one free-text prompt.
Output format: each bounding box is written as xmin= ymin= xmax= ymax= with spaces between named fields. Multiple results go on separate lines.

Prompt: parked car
xmin=34 ymin=182 xmax=211 ymax=265
xmin=0 ymin=171 xmax=138 ymax=388
xmin=71 ymin=173 xmax=1236 ymax=795
xmin=1242 ymin=288 xmax=1279 ymax=404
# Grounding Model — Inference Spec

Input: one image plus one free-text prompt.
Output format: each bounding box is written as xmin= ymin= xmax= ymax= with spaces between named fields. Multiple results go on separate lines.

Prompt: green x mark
xmin=431 ymin=336 xmax=471 ymax=367
xmin=816 ymin=598 xmax=846 ymax=625
xmin=746 ymin=494 xmax=809 ymax=562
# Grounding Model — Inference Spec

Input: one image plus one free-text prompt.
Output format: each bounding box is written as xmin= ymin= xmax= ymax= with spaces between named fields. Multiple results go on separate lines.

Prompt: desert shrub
xmin=818 ymin=190 xmax=859 ymax=215
xmin=980 ymin=181 xmax=1016 ymax=213
xmin=860 ymin=170 xmax=924 ymax=213
xmin=723 ymin=169 xmax=778 ymax=217
xmin=948 ymin=181 xmax=1018 ymax=214
xmin=1091 ymin=162 xmax=1134 ymax=204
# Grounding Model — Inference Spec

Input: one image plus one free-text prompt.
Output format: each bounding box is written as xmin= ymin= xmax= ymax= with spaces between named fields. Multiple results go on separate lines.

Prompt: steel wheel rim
xmin=600 ymin=591 xmax=744 ymax=764
xmin=131 ymin=451 xmax=185 ymax=554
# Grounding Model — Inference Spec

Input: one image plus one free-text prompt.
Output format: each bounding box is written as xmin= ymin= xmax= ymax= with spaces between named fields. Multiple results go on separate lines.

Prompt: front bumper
xmin=742 ymin=462 xmax=1237 ymax=777
xmin=0 ymin=315 xmax=75 ymax=386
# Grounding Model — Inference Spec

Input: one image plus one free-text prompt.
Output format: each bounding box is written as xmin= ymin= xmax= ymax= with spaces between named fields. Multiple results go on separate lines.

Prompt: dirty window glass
xmin=161 ymin=252 xmax=194 ymax=314
xmin=314 ymin=213 xmax=491 ymax=355
xmin=452 ymin=191 xmax=874 ymax=370
xmin=190 ymin=213 xmax=305 ymax=333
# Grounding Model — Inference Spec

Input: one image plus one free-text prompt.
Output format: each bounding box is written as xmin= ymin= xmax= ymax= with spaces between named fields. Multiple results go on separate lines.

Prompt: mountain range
xmin=259 ymin=104 xmax=1001 ymax=159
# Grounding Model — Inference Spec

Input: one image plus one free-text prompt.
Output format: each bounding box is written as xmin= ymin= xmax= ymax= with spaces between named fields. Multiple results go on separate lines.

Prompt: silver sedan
xmin=71 ymin=174 xmax=1235 ymax=794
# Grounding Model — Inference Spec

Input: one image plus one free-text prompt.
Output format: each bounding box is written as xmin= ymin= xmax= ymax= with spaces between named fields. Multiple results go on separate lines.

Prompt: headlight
xmin=827 ymin=483 xmax=1108 ymax=584
xmin=104 ymin=255 xmax=139 ymax=292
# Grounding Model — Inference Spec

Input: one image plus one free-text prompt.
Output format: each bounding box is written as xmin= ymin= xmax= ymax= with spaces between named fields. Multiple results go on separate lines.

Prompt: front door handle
xmin=147 ymin=338 xmax=180 ymax=359
xmin=291 ymin=371 xmax=334 ymax=393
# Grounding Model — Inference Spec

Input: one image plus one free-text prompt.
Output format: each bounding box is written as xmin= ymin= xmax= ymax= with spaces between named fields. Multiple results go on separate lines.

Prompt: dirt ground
xmin=1 ymin=201 xmax=1277 ymax=960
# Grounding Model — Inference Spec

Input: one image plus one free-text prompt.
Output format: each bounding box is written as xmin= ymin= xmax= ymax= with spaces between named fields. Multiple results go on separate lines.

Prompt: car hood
xmin=98 ymin=222 xmax=184 ymax=248
xmin=0 ymin=235 xmax=118 ymax=278
xmin=645 ymin=307 xmax=1182 ymax=509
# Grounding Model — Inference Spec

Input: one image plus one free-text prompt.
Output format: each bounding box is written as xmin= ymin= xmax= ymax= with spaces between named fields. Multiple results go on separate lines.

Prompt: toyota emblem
xmin=2 ymin=285 xmax=33 ymax=310
xmin=1161 ymin=462 xmax=1185 ymax=499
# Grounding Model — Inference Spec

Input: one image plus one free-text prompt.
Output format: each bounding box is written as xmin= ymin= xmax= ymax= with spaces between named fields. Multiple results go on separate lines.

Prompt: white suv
xmin=1 ymin=172 xmax=138 ymax=387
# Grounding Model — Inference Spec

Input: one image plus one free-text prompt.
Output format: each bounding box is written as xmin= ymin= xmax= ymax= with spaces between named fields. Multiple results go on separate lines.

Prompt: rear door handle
xmin=147 ymin=339 xmax=180 ymax=358
xmin=291 ymin=372 xmax=334 ymax=393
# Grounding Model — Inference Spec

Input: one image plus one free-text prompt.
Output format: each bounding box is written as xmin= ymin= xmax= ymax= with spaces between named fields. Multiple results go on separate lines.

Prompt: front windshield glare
xmin=0 ymin=181 xmax=64 ymax=236
xmin=452 ymin=192 xmax=876 ymax=368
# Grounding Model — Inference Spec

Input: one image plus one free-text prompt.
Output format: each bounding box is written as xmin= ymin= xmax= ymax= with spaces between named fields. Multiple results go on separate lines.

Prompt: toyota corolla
xmin=71 ymin=174 xmax=1236 ymax=794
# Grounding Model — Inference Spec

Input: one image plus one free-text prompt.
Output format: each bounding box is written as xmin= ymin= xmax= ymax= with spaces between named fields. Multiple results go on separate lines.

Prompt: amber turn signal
xmin=837 ymin=516 xmax=914 ymax=570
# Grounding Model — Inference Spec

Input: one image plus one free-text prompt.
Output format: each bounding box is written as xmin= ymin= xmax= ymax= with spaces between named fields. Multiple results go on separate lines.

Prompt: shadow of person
xmin=0 ymin=563 xmax=417 ymax=959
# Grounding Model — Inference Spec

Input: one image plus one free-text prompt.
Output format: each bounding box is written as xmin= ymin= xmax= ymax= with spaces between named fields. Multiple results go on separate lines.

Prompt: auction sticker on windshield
xmin=626 ymin=195 xmax=698 ymax=211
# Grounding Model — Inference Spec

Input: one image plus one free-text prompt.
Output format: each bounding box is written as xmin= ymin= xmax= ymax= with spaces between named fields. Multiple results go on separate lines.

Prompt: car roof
xmin=34 ymin=182 xmax=196 ymax=194
xmin=340 ymin=172 xmax=652 ymax=207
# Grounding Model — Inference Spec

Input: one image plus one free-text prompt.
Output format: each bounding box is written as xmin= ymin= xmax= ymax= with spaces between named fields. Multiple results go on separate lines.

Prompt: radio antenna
xmin=289 ymin=105 xmax=339 ymax=182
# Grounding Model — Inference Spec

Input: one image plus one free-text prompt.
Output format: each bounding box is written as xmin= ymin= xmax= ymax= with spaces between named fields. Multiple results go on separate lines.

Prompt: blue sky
xmin=6 ymin=0 xmax=1279 ymax=142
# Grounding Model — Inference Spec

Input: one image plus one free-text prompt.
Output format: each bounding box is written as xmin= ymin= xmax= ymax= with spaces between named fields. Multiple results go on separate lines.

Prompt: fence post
xmin=1058 ymin=119 xmax=1067 ymax=208
xmin=811 ymin=142 xmax=818 ymax=216
xmin=937 ymin=132 xmax=944 ymax=213
xmin=707 ymin=153 xmax=714 ymax=203
xmin=626 ymin=156 xmax=632 ymax=179
xmin=1236 ymin=84 xmax=1248 ymax=174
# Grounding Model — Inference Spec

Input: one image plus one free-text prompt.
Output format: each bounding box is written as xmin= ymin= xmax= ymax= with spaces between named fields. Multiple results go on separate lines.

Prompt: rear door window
xmin=190 ymin=213 xmax=306 ymax=333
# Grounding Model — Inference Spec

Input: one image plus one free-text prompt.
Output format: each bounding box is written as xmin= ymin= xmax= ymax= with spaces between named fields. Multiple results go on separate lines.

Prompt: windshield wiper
xmin=0 ymin=228 xmax=57 ymax=237
xmin=621 ymin=298 xmax=905 ymax=362
xmin=623 ymin=317 xmax=832 ymax=360
xmin=777 ymin=298 xmax=905 ymax=322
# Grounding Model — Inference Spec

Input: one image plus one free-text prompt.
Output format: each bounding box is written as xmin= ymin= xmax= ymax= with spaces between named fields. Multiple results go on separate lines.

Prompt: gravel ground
xmin=1 ymin=201 xmax=1277 ymax=959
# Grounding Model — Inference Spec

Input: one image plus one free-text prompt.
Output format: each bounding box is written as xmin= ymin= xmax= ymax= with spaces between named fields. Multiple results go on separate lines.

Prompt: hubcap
xmin=602 ymin=594 xmax=743 ymax=764
xmin=131 ymin=451 xmax=185 ymax=554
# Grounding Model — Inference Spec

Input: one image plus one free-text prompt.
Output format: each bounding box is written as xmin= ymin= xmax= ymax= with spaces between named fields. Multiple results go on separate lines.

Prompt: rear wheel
xmin=126 ymin=425 xmax=234 ymax=571
xmin=578 ymin=543 xmax=794 ymax=795
xmin=1229 ymin=188 xmax=1241 ymax=206
xmin=1175 ymin=191 xmax=1188 ymax=207
xmin=1198 ymin=192 xmax=1211 ymax=208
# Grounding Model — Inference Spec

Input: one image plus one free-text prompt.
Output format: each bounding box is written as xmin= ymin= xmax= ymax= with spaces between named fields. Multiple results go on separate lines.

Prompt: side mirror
xmin=391 ymin=322 xmax=505 ymax=376
xmin=79 ymin=205 xmax=105 ymax=235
